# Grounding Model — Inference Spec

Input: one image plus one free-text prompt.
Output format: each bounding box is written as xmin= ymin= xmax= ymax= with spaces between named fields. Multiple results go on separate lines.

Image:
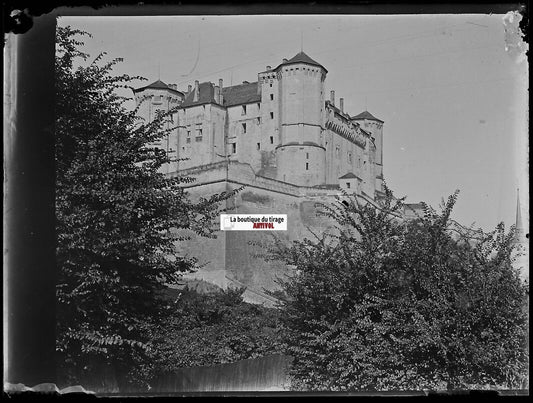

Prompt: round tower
xmin=351 ymin=110 xmax=385 ymax=193
xmin=132 ymin=80 xmax=185 ymax=173
xmin=274 ymin=52 xmax=327 ymax=186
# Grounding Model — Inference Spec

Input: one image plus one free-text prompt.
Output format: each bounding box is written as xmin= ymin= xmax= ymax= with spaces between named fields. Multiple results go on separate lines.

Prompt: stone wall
xmin=176 ymin=162 xmax=352 ymax=306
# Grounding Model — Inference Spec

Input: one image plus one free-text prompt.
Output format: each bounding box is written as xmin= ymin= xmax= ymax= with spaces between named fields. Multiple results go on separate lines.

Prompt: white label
xmin=220 ymin=214 xmax=287 ymax=231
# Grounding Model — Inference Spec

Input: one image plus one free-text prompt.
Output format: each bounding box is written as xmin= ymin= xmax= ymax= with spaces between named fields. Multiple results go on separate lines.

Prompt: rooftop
xmin=133 ymin=79 xmax=184 ymax=95
xmin=275 ymin=51 xmax=327 ymax=73
xmin=339 ymin=172 xmax=362 ymax=180
xmin=222 ymin=82 xmax=261 ymax=107
xmin=351 ymin=110 xmax=384 ymax=123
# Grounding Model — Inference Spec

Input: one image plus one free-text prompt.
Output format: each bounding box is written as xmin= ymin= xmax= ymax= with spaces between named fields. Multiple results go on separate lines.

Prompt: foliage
xmin=129 ymin=287 xmax=284 ymax=386
xmin=55 ymin=26 xmax=233 ymax=387
xmin=268 ymin=188 xmax=528 ymax=391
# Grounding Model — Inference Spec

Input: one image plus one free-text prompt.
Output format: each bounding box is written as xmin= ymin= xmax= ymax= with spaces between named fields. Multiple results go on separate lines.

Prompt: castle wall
xmin=227 ymin=103 xmax=262 ymax=169
xmin=276 ymin=144 xmax=325 ymax=186
xmin=177 ymin=104 xmax=227 ymax=169
xmin=180 ymin=177 xmax=341 ymax=305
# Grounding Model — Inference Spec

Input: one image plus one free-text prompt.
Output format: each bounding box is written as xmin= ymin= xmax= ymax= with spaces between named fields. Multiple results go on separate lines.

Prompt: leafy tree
xmin=55 ymin=26 xmax=232 ymax=388
xmin=130 ymin=286 xmax=284 ymax=387
xmin=268 ymin=189 xmax=528 ymax=391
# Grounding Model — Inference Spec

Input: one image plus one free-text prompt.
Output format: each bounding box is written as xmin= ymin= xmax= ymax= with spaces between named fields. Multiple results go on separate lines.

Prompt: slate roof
xmin=351 ymin=110 xmax=384 ymax=123
xmin=181 ymin=82 xmax=216 ymax=107
xmin=275 ymin=51 xmax=327 ymax=73
xmin=180 ymin=81 xmax=261 ymax=108
xmin=133 ymin=79 xmax=184 ymax=95
xmin=222 ymin=82 xmax=261 ymax=107
xmin=338 ymin=172 xmax=362 ymax=180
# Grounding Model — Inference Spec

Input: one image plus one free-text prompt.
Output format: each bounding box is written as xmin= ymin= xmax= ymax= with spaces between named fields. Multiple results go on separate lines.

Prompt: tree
xmin=55 ymin=26 xmax=233 ymax=388
xmin=129 ymin=286 xmax=284 ymax=387
xmin=268 ymin=189 xmax=528 ymax=391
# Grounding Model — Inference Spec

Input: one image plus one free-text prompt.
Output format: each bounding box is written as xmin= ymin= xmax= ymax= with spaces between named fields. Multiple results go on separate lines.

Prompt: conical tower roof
xmin=275 ymin=51 xmax=327 ymax=73
xmin=351 ymin=110 xmax=384 ymax=123
xmin=133 ymin=79 xmax=183 ymax=95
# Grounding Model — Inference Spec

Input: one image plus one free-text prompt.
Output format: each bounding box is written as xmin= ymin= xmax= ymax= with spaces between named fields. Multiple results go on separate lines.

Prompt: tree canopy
xmin=268 ymin=189 xmax=528 ymax=391
xmin=55 ymin=26 xmax=233 ymax=387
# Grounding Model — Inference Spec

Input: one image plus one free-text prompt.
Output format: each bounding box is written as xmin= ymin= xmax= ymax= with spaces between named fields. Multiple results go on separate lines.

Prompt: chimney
xmin=330 ymin=90 xmax=335 ymax=106
xmin=282 ymin=58 xmax=288 ymax=63
xmin=266 ymin=65 xmax=271 ymax=70
xmin=218 ymin=79 xmax=223 ymax=103
xmin=214 ymin=85 xmax=220 ymax=104
xmin=340 ymin=98 xmax=344 ymax=113
xmin=188 ymin=84 xmax=192 ymax=94
xmin=169 ymin=83 xmax=177 ymax=90
xmin=193 ymin=80 xmax=199 ymax=102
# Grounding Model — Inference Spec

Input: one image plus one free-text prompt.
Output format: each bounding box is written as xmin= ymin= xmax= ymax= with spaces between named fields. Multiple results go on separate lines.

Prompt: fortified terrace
xmin=133 ymin=51 xmax=527 ymax=304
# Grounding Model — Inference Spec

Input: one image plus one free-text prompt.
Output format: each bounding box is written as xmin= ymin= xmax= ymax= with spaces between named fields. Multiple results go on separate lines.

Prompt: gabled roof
xmin=180 ymin=81 xmax=261 ymax=108
xmin=339 ymin=172 xmax=362 ymax=180
xmin=351 ymin=110 xmax=384 ymax=123
xmin=275 ymin=51 xmax=327 ymax=73
xmin=181 ymin=82 xmax=216 ymax=107
xmin=222 ymin=82 xmax=261 ymax=107
xmin=133 ymin=79 xmax=184 ymax=95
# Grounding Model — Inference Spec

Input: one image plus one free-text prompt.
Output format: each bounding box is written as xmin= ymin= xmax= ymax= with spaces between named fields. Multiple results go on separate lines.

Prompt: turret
xmin=132 ymin=79 xmax=185 ymax=174
xmin=351 ymin=110 xmax=384 ymax=194
xmin=273 ymin=51 xmax=328 ymax=186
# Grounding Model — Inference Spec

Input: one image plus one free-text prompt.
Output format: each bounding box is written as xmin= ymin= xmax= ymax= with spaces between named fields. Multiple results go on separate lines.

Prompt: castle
xmin=132 ymin=52 xmax=528 ymax=302
xmin=133 ymin=51 xmax=385 ymax=196
xmin=132 ymin=51 xmax=387 ymax=304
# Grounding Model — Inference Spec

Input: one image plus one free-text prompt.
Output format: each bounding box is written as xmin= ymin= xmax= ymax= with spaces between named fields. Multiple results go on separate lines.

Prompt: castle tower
xmin=132 ymin=79 xmax=185 ymax=173
xmin=351 ymin=111 xmax=385 ymax=194
xmin=274 ymin=52 xmax=328 ymax=186
xmin=512 ymin=189 xmax=529 ymax=283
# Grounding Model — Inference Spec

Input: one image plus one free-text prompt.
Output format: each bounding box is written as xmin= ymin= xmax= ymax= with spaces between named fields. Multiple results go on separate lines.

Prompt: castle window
xmin=257 ymin=143 xmax=261 ymax=150
xmin=270 ymin=83 xmax=273 ymax=87
xmin=270 ymin=136 xmax=274 ymax=144
xmin=270 ymin=112 xmax=274 ymax=119
xmin=270 ymin=94 xmax=274 ymax=101
xmin=153 ymin=95 xmax=162 ymax=104
xmin=186 ymin=138 xmax=191 ymax=144
xmin=306 ymin=153 xmax=309 ymax=159
xmin=348 ymin=152 xmax=352 ymax=163
xmin=187 ymin=130 xmax=191 ymax=137
xmin=242 ymin=123 xmax=247 ymax=134
xmin=257 ymin=103 xmax=260 ymax=110
xmin=231 ymin=143 xmax=237 ymax=154
xmin=241 ymin=105 xmax=247 ymax=115
xmin=347 ymin=182 xmax=351 ymax=189
xmin=257 ymin=117 xmax=261 ymax=124
xmin=305 ymin=163 xmax=309 ymax=170
xmin=195 ymin=136 xmax=202 ymax=142
xmin=335 ymin=146 xmax=340 ymax=158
